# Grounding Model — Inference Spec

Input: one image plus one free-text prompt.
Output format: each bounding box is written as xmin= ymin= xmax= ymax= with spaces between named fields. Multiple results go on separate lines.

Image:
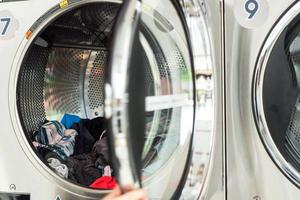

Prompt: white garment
xmin=47 ymin=158 xmax=68 ymax=178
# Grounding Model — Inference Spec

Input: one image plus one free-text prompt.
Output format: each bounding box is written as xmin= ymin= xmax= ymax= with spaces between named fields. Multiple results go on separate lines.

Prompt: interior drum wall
xmin=17 ymin=45 xmax=49 ymax=134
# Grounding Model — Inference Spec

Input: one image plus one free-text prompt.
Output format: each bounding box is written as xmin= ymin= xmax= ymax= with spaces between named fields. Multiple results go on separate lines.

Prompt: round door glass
xmin=138 ymin=0 xmax=195 ymax=198
xmin=254 ymin=4 xmax=300 ymax=186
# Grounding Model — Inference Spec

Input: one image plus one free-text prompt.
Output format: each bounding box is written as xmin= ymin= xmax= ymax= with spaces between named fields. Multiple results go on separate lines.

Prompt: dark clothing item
xmin=71 ymin=120 xmax=96 ymax=155
xmin=89 ymin=176 xmax=116 ymax=189
xmin=39 ymin=148 xmax=66 ymax=163
xmin=71 ymin=117 xmax=107 ymax=155
xmin=67 ymin=154 xmax=102 ymax=186
xmin=93 ymin=132 xmax=110 ymax=167
xmin=61 ymin=114 xmax=81 ymax=129
xmin=67 ymin=134 xmax=111 ymax=186
xmin=82 ymin=117 xmax=107 ymax=141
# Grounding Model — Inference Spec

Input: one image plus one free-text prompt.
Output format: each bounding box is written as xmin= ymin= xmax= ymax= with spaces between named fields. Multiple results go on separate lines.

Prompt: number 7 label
xmin=1 ymin=17 xmax=11 ymax=35
xmin=0 ymin=10 xmax=19 ymax=40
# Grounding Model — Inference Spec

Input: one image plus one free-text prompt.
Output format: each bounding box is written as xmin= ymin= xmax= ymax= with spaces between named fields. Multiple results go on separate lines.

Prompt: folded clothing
xmin=33 ymin=121 xmax=77 ymax=160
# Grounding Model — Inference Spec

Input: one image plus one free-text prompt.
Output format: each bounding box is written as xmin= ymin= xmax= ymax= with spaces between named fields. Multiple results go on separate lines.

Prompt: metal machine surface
xmin=225 ymin=0 xmax=300 ymax=199
xmin=0 ymin=0 xmax=223 ymax=199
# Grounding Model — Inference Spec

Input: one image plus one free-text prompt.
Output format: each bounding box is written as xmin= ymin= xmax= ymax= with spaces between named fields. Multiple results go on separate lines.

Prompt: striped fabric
xmin=33 ymin=121 xmax=77 ymax=160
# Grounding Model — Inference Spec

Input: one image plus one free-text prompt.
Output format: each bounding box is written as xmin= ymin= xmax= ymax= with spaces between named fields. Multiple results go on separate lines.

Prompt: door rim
xmin=253 ymin=0 xmax=300 ymax=188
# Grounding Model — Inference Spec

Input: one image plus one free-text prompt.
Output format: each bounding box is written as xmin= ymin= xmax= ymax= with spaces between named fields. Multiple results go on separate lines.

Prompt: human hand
xmin=102 ymin=186 xmax=148 ymax=200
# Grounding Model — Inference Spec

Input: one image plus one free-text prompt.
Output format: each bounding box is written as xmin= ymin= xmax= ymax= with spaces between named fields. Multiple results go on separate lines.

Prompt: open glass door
xmin=106 ymin=0 xmax=196 ymax=198
xmin=105 ymin=0 xmax=143 ymax=189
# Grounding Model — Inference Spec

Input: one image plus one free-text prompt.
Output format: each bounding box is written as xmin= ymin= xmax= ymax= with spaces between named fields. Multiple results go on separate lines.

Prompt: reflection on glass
xmin=139 ymin=0 xmax=194 ymax=181
xmin=260 ymin=14 xmax=300 ymax=183
xmin=180 ymin=0 xmax=214 ymax=199
xmin=285 ymin=33 xmax=300 ymax=168
xmin=254 ymin=12 xmax=300 ymax=188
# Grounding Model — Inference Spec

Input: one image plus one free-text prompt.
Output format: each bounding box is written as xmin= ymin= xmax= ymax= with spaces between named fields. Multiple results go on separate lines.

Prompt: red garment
xmin=89 ymin=176 xmax=117 ymax=189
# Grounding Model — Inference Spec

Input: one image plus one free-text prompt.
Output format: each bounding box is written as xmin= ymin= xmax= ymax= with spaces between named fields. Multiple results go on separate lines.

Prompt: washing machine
xmin=226 ymin=0 xmax=300 ymax=199
xmin=0 ymin=0 xmax=223 ymax=199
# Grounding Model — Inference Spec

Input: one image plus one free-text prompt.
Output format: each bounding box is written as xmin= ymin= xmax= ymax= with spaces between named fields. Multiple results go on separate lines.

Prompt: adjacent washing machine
xmin=0 ymin=0 xmax=223 ymax=199
xmin=226 ymin=0 xmax=300 ymax=199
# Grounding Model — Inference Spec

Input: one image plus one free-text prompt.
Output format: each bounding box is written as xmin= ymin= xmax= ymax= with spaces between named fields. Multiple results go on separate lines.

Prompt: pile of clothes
xmin=31 ymin=114 xmax=116 ymax=189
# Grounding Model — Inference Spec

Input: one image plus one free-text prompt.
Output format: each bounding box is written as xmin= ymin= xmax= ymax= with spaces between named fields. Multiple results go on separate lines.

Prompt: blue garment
xmin=61 ymin=114 xmax=81 ymax=129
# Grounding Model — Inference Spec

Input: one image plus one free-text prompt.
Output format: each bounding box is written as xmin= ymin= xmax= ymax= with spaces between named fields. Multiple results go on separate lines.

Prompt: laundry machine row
xmin=3 ymin=0 xmax=300 ymax=199
xmin=0 ymin=0 xmax=224 ymax=200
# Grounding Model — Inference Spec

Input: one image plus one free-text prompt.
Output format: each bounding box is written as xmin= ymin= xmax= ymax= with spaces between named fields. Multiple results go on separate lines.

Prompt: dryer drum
xmin=17 ymin=3 xmax=123 ymax=134
xmin=16 ymin=2 xmax=126 ymax=189
xmin=15 ymin=1 xmax=192 ymax=190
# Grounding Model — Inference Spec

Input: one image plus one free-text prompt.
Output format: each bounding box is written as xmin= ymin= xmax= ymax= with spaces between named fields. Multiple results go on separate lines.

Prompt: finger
xmin=113 ymin=189 xmax=148 ymax=200
xmin=102 ymin=186 xmax=122 ymax=200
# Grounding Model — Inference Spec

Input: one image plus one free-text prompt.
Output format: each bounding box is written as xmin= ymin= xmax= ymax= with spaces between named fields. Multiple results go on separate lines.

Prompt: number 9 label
xmin=234 ymin=0 xmax=269 ymax=29
xmin=0 ymin=10 xmax=19 ymax=40
xmin=245 ymin=0 xmax=259 ymax=19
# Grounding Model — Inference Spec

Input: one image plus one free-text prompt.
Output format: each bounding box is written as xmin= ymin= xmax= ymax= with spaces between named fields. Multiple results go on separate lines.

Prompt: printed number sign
xmin=0 ymin=10 xmax=19 ymax=40
xmin=245 ymin=0 xmax=259 ymax=19
xmin=234 ymin=0 xmax=269 ymax=29
xmin=1 ymin=17 xmax=11 ymax=35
